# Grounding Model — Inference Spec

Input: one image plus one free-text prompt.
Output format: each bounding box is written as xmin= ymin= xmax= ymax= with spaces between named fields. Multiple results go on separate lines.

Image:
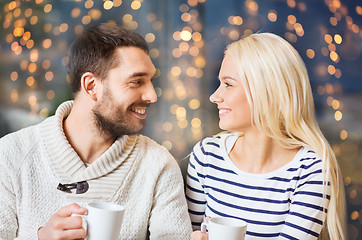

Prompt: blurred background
xmin=0 ymin=0 xmax=361 ymax=238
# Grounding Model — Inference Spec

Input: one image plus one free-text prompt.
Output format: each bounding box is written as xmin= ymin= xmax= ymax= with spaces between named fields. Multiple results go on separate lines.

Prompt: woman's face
xmin=209 ymin=53 xmax=252 ymax=132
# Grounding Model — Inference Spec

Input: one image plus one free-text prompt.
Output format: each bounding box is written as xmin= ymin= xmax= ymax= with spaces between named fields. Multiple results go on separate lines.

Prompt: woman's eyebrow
xmin=219 ymin=76 xmax=237 ymax=82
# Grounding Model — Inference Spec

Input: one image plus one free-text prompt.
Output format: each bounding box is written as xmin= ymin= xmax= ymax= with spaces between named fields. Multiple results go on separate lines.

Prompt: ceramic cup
xmin=201 ymin=217 xmax=247 ymax=240
xmin=73 ymin=202 xmax=125 ymax=240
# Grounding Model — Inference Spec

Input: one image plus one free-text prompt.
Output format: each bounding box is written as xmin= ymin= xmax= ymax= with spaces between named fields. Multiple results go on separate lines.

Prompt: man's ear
xmin=80 ymin=72 xmax=98 ymax=101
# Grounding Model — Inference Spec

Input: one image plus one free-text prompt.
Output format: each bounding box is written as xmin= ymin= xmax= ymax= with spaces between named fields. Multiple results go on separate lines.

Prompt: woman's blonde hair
xmin=225 ymin=33 xmax=346 ymax=239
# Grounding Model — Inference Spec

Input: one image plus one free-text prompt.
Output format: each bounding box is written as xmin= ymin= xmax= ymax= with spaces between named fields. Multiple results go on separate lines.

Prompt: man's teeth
xmin=133 ymin=108 xmax=146 ymax=114
xmin=219 ymin=109 xmax=230 ymax=114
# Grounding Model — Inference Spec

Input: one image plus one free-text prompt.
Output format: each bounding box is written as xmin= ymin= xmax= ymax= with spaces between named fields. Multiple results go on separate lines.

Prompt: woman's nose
xmin=209 ymin=88 xmax=222 ymax=103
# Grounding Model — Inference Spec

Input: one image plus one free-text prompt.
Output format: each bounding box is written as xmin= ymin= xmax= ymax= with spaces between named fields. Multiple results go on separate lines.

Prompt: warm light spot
xmin=75 ymin=25 xmax=84 ymax=34
xmin=145 ymin=33 xmax=155 ymax=43
xmin=356 ymin=6 xmax=362 ymax=15
xmin=334 ymin=111 xmax=342 ymax=121
xmin=350 ymin=189 xmax=357 ymax=199
xmin=189 ymin=99 xmax=200 ymax=110
xmin=335 ymin=69 xmax=342 ymax=78
xmin=30 ymin=16 xmax=38 ymax=25
xmin=28 ymin=95 xmax=37 ymax=106
xmin=330 ymin=17 xmax=338 ymax=26
xmin=43 ymin=23 xmax=52 ymax=33
xmin=44 ymin=4 xmax=52 ymax=13
xmin=30 ymin=49 xmax=39 ymax=62
xmin=328 ymin=65 xmax=336 ymax=75
xmin=39 ymin=108 xmax=50 ymax=119
xmin=11 ymin=89 xmax=18 ymax=102
xmin=306 ymin=49 xmax=315 ymax=59
xmin=113 ymin=0 xmax=122 ymax=7
xmin=186 ymin=67 xmax=197 ymax=77
xmin=180 ymin=30 xmax=192 ymax=41
xmin=10 ymin=71 xmax=18 ymax=81
xmin=47 ymin=90 xmax=55 ymax=100
xmin=43 ymin=39 xmax=52 ymax=49
xmin=328 ymin=43 xmax=336 ymax=52
xmin=321 ymin=47 xmax=329 ymax=57
xmin=149 ymin=48 xmax=159 ymax=58
xmin=103 ymin=1 xmax=113 ymax=10
xmin=181 ymin=13 xmax=192 ymax=22
xmin=228 ymin=30 xmax=239 ymax=40
xmin=162 ymin=122 xmax=173 ymax=132
xmin=162 ymin=141 xmax=172 ymax=151
xmin=176 ymin=107 xmax=186 ymax=119
xmin=351 ymin=24 xmax=359 ymax=34
xmin=195 ymin=56 xmax=206 ymax=68
xmin=45 ymin=71 xmax=54 ymax=81
xmin=82 ymin=15 xmax=91 ymax=25
xmin=171 ymin=66 xmax=181 ymax=77
xmin=131 ymin=1 xmax=141 ymax=10
xmin=60 ymin=23 xmax=68 ymax=32
xmin=172 ymin=48 xmax=182 ymax=58
xmin=26 ymin=76 xmax=35 ymax=86
xmin=170 ymin=104 xmax=179 ymax=114
xmin=173 ymin=31 xmax=181 ymax=41
xmin=287 ymin=0 xmax=296 ymax=8
xmin=179 ymin=42 xmax=189 ymax=52
xmin=20 ymin=60 xmax=28 ymax=70
xmin=28 ymin=63 xmax=37 ymax=73
xmin=233 ymin=16 xmax=243 ymax=25
xmin=71 ymin=8 xmax=81 ymax=18
xmin=268 ymin=11 xmax=277 ymax=22
xmin=23 ymin=31 xmax=31 ymax=41
xmin=246 ymin=0 xmax=258 ymax=12
xmin=191 ymin=118 xmax=201 ymax=128
xmin=147 ymin=13 xmax=156 ymax=22
xmin=6 ymin=34 xmax=13 ymax=43
xmin=13 ymin=27 xmax=24 ymax=37
xmin=13 ymin=8 xmax=21 ymax=18
xmin=9 ymin=1 xmax=17 ymax=10
xmin=334 ymin=34 xmax=342 ymax=44
xmin=189 ymin=46 xmax=199 ymax=56
xmin=188 ymin=0 xmax=198 ymax=7
xmin=178 ymin=119 xmax=188 ymax=129
xmin=330 ymin=51 xmax=338 ymax=62
xmin=288 ymin=15 xmax=297 ymax=24
xmin=351 ymin=211 xmax=359 ymax=220
xmin=324 ymin=34 xmax=333 ymax=44
xmin=332 ymin=99 xmax=340 ymax=110
xmin=340 ymin=130 xmax=348 ymax=140
xmin=84 ymin=0 xmax=94 ymax=9
xmin=35 ymin=0 xmax=43 ymax=4
xmin=179 ymin=4 xmax=189 ymax=12
xmin=42 ymin=59 xmax=51 ymax=69
xmin=192 ymin=32 xmax=202 ymax=41
xmin=123 ymin=14 xmax=133 ymax=23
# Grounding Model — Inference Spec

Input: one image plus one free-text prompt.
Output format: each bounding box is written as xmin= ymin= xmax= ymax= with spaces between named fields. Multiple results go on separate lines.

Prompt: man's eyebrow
xmin=127 ymin=72 xmax=149 ymax=78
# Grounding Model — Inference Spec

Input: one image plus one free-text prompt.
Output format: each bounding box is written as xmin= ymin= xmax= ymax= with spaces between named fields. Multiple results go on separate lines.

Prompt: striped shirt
xmin=186 ymin=133 xmax=329 ymax=239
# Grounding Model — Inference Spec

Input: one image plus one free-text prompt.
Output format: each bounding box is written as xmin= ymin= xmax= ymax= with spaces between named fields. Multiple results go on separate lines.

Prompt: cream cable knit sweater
xmin=0 ymin=101 xmax=192 ymax=240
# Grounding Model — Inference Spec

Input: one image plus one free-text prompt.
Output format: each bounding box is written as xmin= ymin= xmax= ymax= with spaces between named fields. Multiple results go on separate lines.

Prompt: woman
xmin=187 ymin=33 xmax=346 ymax=239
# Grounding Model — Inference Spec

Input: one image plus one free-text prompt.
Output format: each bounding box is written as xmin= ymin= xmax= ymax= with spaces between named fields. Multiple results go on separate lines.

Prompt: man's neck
xmin=63 ymin=101 xmax=115 ymax=164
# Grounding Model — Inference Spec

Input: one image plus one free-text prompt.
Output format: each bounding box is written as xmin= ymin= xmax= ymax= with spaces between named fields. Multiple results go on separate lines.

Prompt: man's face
xmin=92 ymin=47 xmax=157 ymax=138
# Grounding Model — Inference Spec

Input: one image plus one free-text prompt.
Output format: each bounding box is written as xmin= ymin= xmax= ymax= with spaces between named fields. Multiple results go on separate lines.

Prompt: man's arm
xmin=148 ymin=157 xmax=192 ymax=240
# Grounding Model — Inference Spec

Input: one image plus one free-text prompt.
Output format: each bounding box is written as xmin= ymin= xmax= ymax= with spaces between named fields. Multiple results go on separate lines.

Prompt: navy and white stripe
xmin=186 ymin=133 xmax=329 ymax=239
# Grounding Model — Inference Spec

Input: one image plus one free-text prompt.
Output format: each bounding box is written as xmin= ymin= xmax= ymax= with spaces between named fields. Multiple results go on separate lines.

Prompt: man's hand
xmin=37 ymin=203 xmax=87 ymax=240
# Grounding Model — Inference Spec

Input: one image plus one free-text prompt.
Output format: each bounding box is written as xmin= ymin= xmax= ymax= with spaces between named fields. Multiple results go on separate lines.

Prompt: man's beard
xmin=92 ymin=96 xmax=149 ymax=139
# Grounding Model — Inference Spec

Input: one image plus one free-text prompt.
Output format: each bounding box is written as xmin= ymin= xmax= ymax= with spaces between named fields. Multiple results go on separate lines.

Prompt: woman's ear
xmin=80 ymin=72 xmax=98 ymax=101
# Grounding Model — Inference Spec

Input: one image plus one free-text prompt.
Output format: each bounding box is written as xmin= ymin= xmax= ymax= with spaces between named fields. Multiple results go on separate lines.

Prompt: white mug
xmin=73 ymin=202 xmax=125 ymax=240
xmin=201 ymin=217 xmax=247 ymax=240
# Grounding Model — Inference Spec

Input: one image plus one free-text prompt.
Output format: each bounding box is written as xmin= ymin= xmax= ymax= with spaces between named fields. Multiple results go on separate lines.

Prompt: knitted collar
xmin=39 ymin=100 xmax=139 ymax=183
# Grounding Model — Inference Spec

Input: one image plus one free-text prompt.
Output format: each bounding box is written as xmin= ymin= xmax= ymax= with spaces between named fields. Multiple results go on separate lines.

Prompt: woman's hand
xmin=190 ymin=230 xmax=208 ymax=240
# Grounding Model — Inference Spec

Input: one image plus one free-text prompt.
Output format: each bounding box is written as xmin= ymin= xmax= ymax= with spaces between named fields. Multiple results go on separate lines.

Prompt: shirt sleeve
xmin=148 ymin=155 xmax=192 ymax=240
xmin=0 ymin=151 xmax=18 ymax=239
xmin=186 ymin=143 xmax=207 ymax=231
xmin=278 ymin=159 xmax=329 ymax=239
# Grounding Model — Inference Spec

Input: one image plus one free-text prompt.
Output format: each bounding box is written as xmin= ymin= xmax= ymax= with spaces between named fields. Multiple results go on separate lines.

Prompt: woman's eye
xmin=225 ymin=82 xmax=231 ymax=87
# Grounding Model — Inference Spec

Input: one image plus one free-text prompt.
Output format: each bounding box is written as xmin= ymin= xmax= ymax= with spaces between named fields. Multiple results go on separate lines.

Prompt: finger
xmin=57 ymin=203 xmax=87 ymax=217
xmin=63 ymin=216 xmax=84 ymax=230
xmin=62 ymin=228 xmax=87 ymax=239
xmin=205 ymin=216 xmax=211 ymax=223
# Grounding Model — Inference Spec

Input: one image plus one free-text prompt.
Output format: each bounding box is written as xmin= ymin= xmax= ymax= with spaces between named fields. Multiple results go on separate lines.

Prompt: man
xmin=0 ymin=23 xmax=192 ymax=239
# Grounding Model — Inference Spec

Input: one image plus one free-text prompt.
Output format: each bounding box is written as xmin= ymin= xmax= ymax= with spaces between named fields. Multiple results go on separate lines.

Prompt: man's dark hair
xmin=67 ymin=22 xmax=149 ymax=94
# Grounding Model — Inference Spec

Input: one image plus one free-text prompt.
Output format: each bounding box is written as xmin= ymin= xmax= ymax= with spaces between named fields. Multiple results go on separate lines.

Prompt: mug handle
xmin=201 ymin=221 xmax=208 ymax=233
xmin=71 ymin=213 xmax=89 ymax=238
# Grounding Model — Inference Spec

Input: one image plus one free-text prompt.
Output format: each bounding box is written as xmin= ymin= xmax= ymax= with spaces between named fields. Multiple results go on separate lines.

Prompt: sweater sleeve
xmin=278 ymin=158 xmax=329 ymax=239
xmin=0 ymin=142 xmax=18 ymax=239
xmin=185 ymin=142 xmax=207 ymax=231
xmin=148 ymin=154 xmax=192 ymax=240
